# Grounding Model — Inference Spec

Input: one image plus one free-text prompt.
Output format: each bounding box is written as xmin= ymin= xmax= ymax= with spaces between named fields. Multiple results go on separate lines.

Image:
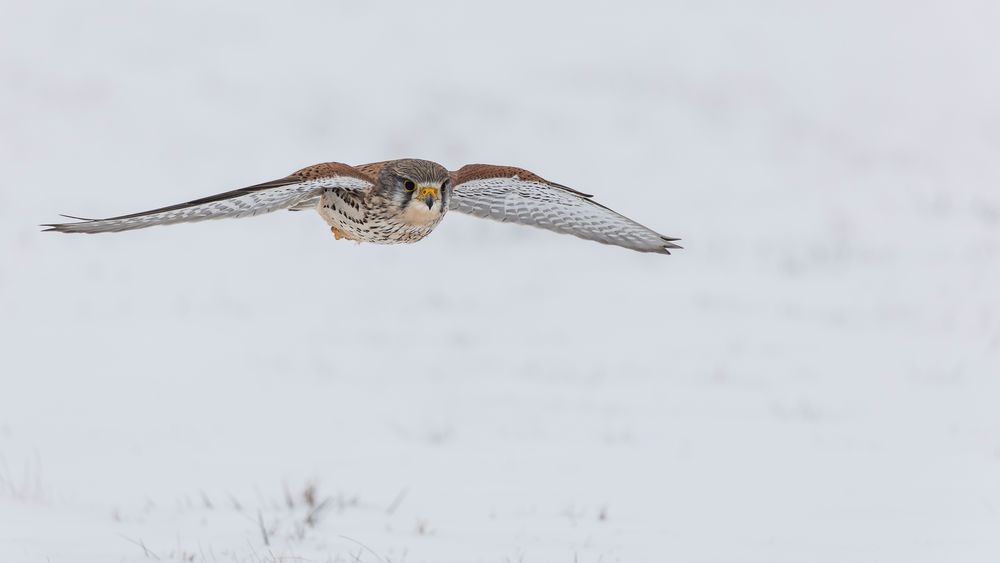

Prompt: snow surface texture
xmin=2 ymin=1 xmax=999 ymax=561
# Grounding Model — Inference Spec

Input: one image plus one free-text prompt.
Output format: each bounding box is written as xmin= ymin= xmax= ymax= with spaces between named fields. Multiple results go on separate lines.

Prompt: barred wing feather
xmin=449 ymin=165 xmax=681 ymax=254
xmin=44 ymin=164 xmax=372 ymax=234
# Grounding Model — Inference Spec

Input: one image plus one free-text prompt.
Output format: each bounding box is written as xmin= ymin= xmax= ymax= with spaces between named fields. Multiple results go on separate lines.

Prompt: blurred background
xmin=1 ymin=1 xmax=998 ymax=561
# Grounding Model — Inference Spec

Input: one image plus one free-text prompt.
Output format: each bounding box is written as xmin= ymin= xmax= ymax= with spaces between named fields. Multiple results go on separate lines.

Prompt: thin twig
xmin=386 ymin=488 xmax=408 ymax=515
xmin=258 ymin=510 xmax=270 ymax=546
xmin=339 ymin=535 xmax=386 ymax=563
xmin=118 ymin=534 xmax=160 ymax=560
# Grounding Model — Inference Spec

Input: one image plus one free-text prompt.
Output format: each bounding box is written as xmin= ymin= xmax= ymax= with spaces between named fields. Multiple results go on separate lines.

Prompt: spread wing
xmin=449 ymin=164 xmax=681 ymax=254
xmin=43 ymin=162 xmax=374 ymax=234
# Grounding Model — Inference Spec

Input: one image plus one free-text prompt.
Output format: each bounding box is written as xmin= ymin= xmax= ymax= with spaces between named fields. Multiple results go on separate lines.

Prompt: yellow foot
xmin=330 ymin=226 xmax=346 ymax=240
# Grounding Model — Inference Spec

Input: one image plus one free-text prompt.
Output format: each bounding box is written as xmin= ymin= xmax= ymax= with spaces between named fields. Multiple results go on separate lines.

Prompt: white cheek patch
xmin=399 ymin=200 xmax=442 ymax=226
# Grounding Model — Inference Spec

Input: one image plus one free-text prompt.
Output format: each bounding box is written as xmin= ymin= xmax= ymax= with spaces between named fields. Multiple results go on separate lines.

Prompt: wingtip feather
xmin=661 ymin=237 xmax=683 ymax=251
xmin=41 ymin=214 xmax=99 ymax=233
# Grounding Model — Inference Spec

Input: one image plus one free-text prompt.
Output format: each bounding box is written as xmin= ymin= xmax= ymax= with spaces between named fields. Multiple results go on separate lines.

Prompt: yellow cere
xmin=417 ymin=187 xmax=440 ymax=199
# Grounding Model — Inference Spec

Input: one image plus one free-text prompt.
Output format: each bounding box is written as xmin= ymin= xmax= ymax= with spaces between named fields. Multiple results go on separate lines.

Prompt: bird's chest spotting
xmin=319 ymin=190 xmax=443 ymax=244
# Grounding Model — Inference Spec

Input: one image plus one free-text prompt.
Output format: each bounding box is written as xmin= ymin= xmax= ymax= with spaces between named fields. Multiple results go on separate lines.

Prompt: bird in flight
xmin=44 ymin=159 xmax=681 ymax=254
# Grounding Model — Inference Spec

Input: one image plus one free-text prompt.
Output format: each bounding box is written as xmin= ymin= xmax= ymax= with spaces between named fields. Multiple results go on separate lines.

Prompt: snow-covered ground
xmin=2 ymin=1 xmax=999 ymax=561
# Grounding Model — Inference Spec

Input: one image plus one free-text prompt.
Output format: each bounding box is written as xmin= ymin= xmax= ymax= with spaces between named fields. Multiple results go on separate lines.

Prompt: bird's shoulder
xmin=290 ymin=162 xmax=376 ymax=184
xmin=451 ymin=164 xmax=547 ymax=184
xmin=450 ymin=164 xmax=591 ymax=197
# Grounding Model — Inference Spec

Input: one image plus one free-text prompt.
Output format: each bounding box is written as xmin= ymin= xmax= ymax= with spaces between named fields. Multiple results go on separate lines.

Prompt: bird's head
xmin=379 ymin=159 xmax=451 ymax=223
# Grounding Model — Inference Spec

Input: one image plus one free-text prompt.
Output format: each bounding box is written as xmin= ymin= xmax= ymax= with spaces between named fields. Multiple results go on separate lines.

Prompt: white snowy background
xmin=2 ymin=1 xmax=999 ymax=561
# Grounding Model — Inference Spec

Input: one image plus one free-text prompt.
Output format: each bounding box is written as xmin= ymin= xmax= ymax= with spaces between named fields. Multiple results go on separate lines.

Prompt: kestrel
xmin=44 ymin=159 xmax=682 ymax=254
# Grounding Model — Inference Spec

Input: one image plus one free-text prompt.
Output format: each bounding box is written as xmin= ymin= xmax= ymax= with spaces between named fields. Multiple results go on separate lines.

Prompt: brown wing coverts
xmin=293 ymin=162 xmax=374 ymax=183
xmin=452 ymin=164 xmax=592 ymax=197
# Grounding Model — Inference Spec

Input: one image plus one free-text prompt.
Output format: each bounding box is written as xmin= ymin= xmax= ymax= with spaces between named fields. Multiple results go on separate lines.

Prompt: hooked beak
xmin=417 ymin=186 xmax=440 ymax=209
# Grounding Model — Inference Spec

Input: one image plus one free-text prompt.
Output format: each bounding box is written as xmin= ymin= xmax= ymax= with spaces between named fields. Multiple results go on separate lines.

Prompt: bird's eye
xmin=404 ymin=180 xmax=416 ymax=191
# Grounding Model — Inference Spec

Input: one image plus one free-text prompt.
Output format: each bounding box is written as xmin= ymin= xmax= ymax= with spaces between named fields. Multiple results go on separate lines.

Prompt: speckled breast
xmin=318 ymin=189 xmax=443 ymax=244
